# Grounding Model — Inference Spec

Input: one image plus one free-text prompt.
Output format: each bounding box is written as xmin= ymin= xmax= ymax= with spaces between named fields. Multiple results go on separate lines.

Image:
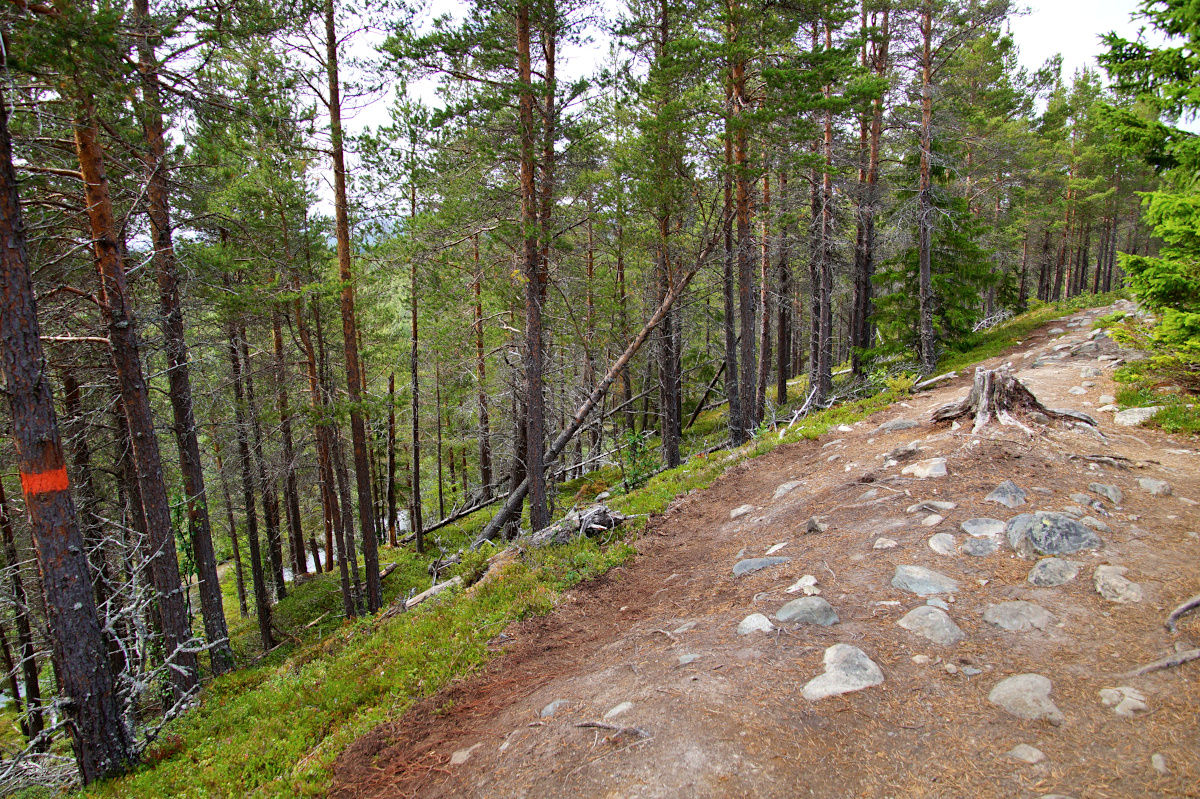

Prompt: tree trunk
xmin=722 ymin=79 xmax=744 ymax=445
xmin=917 ymin=4 xmax=937 ymax=374
xmin=756 ymin=168 xmax=772 ymax=425
xmin=473 ymin=236 xmax=494 ymax=499
xmin=410 ymin=191 xmax=424 ymax=555
xmin=517 ymin=0 xmax=550 ymax=532
xmin=240 ymin=328 xmax=286 ymax=601
xmin=0 ymin=482 xmax=45 ymax=746
xmin=226 ymin=323 xmax=275 ymax=650
xmin=74 ymin=92 xmax=198 ymax=699
xmin=134 ymin=0 xmax=232 ymax=677
xmin=731 ymin=12 xmax=755 ymax=436
xmin=211 ymin=431 xmax=249 ymax=617
xmin=273 ymin=305 xmax=305 ymax=578
xmin=325 ymin=0 xmax=380 ymax=612
xmin=776 ymin=168 xmax=791 ymax=404
xmin=387 ymin=373 xmax=397 ymax=546
xmin=0 ymin=89 xmax=132 ymax=780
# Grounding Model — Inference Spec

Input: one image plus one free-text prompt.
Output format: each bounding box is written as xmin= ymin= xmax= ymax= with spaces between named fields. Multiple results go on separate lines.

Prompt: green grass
xmin=1112 ymin=362 xmax=1200 ymax=436
xmin=936 ymin=290 xmax=1129 ymax=375
xmin=84 ymin=291 xmax=1143 ymax=797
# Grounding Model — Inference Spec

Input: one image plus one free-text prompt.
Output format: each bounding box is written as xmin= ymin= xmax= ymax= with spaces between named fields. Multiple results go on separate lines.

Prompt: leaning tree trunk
xmin=930 ymin=367 xmax=1097 ymax=435
xmin=0 ymin=88 xmax=133 ymax=781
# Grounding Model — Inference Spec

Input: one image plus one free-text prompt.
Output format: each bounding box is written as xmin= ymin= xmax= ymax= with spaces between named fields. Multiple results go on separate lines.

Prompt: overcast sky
xmin=1008 ymin=0 xmax=1148 ymax=79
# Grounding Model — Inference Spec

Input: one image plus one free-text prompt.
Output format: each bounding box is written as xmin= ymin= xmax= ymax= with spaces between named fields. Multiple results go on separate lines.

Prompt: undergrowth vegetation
xmin=83 ymin=295 xmax=1127 ymax=798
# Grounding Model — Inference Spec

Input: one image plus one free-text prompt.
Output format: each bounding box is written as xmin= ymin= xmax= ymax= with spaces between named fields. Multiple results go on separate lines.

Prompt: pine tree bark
xmin=917 ymin=3 xmax=938 ymax=374
xmin=387 ymin=373 xmax=397 ymax=546
xmin=730 ymin=5 xmax=755 ymax=436
xmin=74 ymin=93 xmax=198 ymax=698
xmin=240 ymin=328 xmax=286 ymax=602
xmin=473 ymin=235 xmax=494 ymax=500
xmin=325 ymin=0 xmax=381 ymax=612
xmin=517 ymin=0 xmax=550 ymax=532
xmin=755 ymin=169 xmax=772 ymax=424
xmin=722 ymin=80 xmax=744 ymax=445
xmin=210 ymin=432 xmax=248 ymax=616
xmin=133 ymin=0 xmax=232 ymax=677
xmin=226 ymin=322 xmax=275 ymax=650
xmin=272 ymin=305 xmax=305 ymax=577
xmin=0 ymin=90 xmax=132 ymax=779
xmin=775 ymin=168 xmax=791 ymax=404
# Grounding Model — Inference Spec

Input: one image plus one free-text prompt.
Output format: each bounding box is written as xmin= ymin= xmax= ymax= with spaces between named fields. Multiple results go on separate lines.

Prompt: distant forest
xmin=0 ymin=0 xmax=1175 ymax=784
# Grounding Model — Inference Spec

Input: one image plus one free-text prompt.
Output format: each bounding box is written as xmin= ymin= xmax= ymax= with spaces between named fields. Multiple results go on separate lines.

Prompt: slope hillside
xmin=330 ymin=303 xmax=1200 ymax=799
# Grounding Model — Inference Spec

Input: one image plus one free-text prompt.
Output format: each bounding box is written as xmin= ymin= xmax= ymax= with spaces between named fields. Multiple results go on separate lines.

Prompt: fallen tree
xmin=930 ymin=366 xmax=1097 ymax=435
xmin=471 ymin=229 xmax=719 ymax=549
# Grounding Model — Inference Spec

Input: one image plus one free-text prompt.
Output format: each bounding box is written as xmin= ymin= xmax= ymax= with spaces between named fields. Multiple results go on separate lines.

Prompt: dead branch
xmin=575 ymin=722 xmax=651 ymax=740
xmin=1166 ymin=595 xmax=1200 ymax=634
xmin=1125 ymin=648 xmax=1200 ymax=678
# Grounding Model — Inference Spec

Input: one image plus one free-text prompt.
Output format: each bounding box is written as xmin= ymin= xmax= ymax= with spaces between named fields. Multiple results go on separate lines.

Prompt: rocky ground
xmin=331 ymin=304 xmax=1200 ymax=799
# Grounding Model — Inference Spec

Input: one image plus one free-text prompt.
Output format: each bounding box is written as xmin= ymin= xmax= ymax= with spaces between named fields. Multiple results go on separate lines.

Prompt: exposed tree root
xmin=1125 ymin=648 xmax=1200 ymax=678
xmin=930 ymin=366 xmax=1097 ymax=434
xmin=1166 ymin=594 xmax=1200 ymax=634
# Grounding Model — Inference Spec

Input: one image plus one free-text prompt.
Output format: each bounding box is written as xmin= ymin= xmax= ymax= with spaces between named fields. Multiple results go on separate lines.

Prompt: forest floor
xmin=328 ymin=304 xmax=1200 ymax=799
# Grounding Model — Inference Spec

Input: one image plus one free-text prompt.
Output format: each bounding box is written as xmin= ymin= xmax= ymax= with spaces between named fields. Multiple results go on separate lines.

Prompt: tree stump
xmin=930 ymin=366 xmax=1097 ymax=435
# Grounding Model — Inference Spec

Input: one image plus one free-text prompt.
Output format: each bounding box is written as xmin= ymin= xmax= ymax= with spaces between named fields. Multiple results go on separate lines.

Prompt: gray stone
xmin=1088 ymin=483 xmax=1124 ymax=505
xmin=988 ymin=674 xmax=1064 ymax=725
xmin=1032 ymin=486 xmax=1053 ymax=495
xmin=1094 ymin=565 xmax=1143 ymax=603
xmin=986 ymin=480 xmax=1028 ymax=508
xmin=1114 ymin=406 xmax=1163 ymax=426
xmin=983 ymin=601 xmax=1056 ymax=631
xmin=907 ymin=500 xmax=957 ymax=513
xmin=736 ymin=613 xmax=775 ymax=635
xmin=928 ymin=533 xmax=957 ymax=555
xmin=1060 ymin=505 xmax=1085 ymax=517
xmin=1079 ymin=515 xmax=1110 ymax=533
xmin=961 ymin=536 xmax=999 ymax=556
xmin=1029 ymin=411 xmax=1051 ymax=425
xmin=1027 ymin=558 xmax=1081 ymax=587
xmin=733 ymin=556 xmax=791 ymax=577
xmin=1098 ymin=394 xmax=1116 ymax=405
xmin=925 ymin=597 xmax=949 ymax=610
xmin=806 ymin=516 xmax=829 ymax=534
xmin=801 ymin=644 xmax=884 ymax=701
xmin=1049 ymin=327 xmax=1065 ymax=335
xmin=961 ymin=518 xmax=1006 ymax=537
xmin=677 ymin=654 xmax=700 ymax=666
xmin=901 ymin=457 xmax=948 ymax=479
xmin=1008 ymin=744 xmax=1047 ymax=764
xmin=890 ymin=440 xmax=922 ymax=461
xmin=876 ymin=417 xmax=919 ymax=433
xmin=1138 ymin=477 xmax=1172 ymax=497
xmin=873 ymin=537 xmax=899 ymax=550
xmin=892 ymin=565 xmax=959 ymax=596
xmin=1068 ymin=386 xmax=1088 ymax=395
xmin=1099 ymin=686 xmax=1148 ymax=716
xmin=1006 ymin=512 xmax=1103 ymax=558
xmin=540 ymin=699 xmax=570 ymax=718
xmin=1070 ymin=492 xmax=1101 ymax=509
xmin=897 ymin=605 xmax=965 ymax=645
xmin=1152 ymin=753 xmax=1168 ymax=774
xmin=1081 ymin=366 xmax=1103 ymax=378
xmin=773 ymin=480 xmax=802 ymax=500
xmin=776 ymin=596 xmax=839 ymax=626
xmin=603 ymin=701 xmax=633 ymax=719
xmin=922 ymin=514 xmax=945 ymax=528
xmin=730 ymin=504 xmax=755 ymax=520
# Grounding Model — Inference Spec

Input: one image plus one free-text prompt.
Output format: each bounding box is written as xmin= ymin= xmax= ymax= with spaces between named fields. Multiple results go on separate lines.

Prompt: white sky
xmin=1008 ymin=0 xmax=1148 ymax=80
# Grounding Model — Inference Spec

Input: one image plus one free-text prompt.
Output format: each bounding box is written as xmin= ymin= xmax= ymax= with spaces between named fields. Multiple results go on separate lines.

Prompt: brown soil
xmin=331 ymin=306 xmax=1200 ymax=799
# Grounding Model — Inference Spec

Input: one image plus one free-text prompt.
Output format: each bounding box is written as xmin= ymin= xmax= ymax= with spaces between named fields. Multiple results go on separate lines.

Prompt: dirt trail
xmin=332 ymin=305 xmax=1200 ymax=799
